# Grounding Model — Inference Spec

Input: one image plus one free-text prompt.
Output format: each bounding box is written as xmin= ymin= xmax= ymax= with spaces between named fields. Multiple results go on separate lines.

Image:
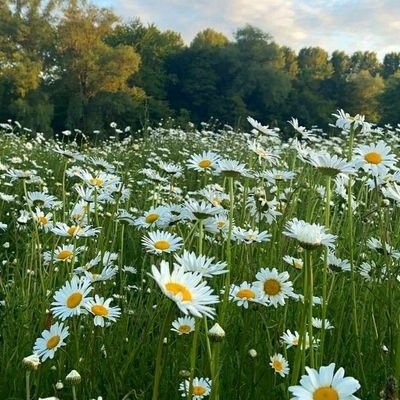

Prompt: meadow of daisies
xmin=1 ymin=111 xmax=400 ymax=399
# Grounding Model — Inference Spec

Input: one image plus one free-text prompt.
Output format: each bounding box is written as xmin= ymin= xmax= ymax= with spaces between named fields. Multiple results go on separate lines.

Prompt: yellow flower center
xmin=67 ymin=225 xmax=82 ymax=236
xmin=364 ymin=151 xmax=382 ymax=165
xmin=198 ymin=159 xmax=212 ymax=168
xmin=313 ymin=386 xmax=338 ymax=400
xmin=165 ymin=282 xmax=192 ymax=301
xmin=272 ymin=359 xmax=283 ymax=372
xmin=90 ymin=177 xmax=104 ymax=187
xmin=263 ymin=279 xmax=281 ymax=296
xmin=154 ymin=240 xmax=170 ymax=250
xmin=145 ymin=213 xmax=160 ymax=224
xmin=178 ymin=324 xmax=192 ymax=334
xmin=91 ymin=304 xmax=109 ymax=316
xmin=216 ymin=221 xmax=225 ymax=228
xmin=46 ymin=335 xmax=60 ymax=349
xmin=57 ymin=250 xmax=73 ymax=260
xmin=37 ymin=216 xmax=48 ymax=225
xmin=236 ymin=289 xmax=256 ymax=299
xmin=193 ymin=386 xmax=206 ymax=395
xmin=66 ymin=292 xmax=83 ymax=308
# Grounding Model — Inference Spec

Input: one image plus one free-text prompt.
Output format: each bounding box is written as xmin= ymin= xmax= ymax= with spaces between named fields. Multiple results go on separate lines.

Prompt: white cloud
xmin=95 ymin=0 xmax=400 ymax=57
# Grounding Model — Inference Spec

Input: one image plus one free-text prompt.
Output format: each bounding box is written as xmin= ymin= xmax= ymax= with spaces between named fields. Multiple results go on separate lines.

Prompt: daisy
xmin=248 ymin=141 xmax=281 ymax=165
xmin=214 ymin=159 xmax=249 ymax=178
xmin=263 ymin=168 xmax=296 ymax=184
xmin=85 ymin=295 xmax=121 ymax=327
xmin=149 ymin=261 xmax=219 ymax=318
xmin=283 ymin=218 xmax=336 ymax=250
xmin=171 ymin=316 xmax=196 ymax=335
xmin=158 ymin=161 xmax=183 ymax=177
xmin=33 ymin=208 xmax=53 ymax=232
xmin=43 ymin=244 xmax=84 ymax=265
xmin=184 ymin=200 xmax=223 ymax=220
xmin=269 ymin=353 xmax=290 ymax=377
xmin=52 ymin=223 xmax=99 ymax=238
xmin=142 ymin=230 xmax=183 ymax=255
xmin=199 ymin=187 xmax=229 ymax=207
xmin=254 ymin=267 xmax=296 ymax=307
xmin=325 ymin=251 xmax=351 ymax=272
xmin=204 ymin=214 xmax=229 ymax=235
xmin=332 ymin=108 xmax=371 ymax=133
xmin=289 ymin=363 xmax=361 ymax=400
xmin=134 ymin=206 xmax=171 ymax=229
xmin=353 ymin=141 xmax=396 ymax=176
xmin=51 ymin=276 xmax=92 ymax=320
xmin=26 ymin=191 xmax=61 ymax=209
xmin=33 ymin=322 xmax=69 ymax=361
xmin=83 ymin=265 xmax=118 ymax=283
xmin=232 ymin=227 xmax=271 ymax=244
xmin=312 ymin=318 xmax=334 ymax=330
xmin=179 ymin=377 xmax=212 ymax=399
xmin=283 ymin=255 xmax=303 ymax=270
xmin=187 ymin=151 xmax=220 ymax=172
xmin=229 ymin=282 xmax=264 ymax=309
xmin=305 ymin=153 xmax=355 ymax=176
xmin=281 ymin=329 xmax=315 ymax=350
xmin=174 ymin=251 xmax=227 ymax=278
xmin=247 ymin=116 xmax=279 ymax=138
xmin=382 ymin=182 xmax=400 ymax=203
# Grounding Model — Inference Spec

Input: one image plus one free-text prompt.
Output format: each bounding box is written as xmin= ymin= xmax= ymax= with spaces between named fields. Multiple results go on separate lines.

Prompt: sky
xmin=94 ymin=0 xmax=400 ymax=58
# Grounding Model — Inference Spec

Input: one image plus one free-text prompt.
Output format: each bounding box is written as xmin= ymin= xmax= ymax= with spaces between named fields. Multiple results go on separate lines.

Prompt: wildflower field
xmin=1 ymin=112 xmax=400 ymax=400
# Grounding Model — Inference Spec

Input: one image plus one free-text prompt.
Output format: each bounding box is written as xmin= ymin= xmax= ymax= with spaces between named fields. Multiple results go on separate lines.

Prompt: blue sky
xmin=94 ymin=0 xmax=400 ymax=58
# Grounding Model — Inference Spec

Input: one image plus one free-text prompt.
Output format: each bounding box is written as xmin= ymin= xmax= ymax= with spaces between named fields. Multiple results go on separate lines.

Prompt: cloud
xmin=95 ymin=0 xmax=400 ymax=57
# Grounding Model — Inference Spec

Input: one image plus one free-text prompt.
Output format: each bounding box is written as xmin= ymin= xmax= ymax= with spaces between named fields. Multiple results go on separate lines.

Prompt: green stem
xmin=25 ymin=370 xmax=31 ymax=400
xmin=152 ymin=305 xmax=173 ymax=400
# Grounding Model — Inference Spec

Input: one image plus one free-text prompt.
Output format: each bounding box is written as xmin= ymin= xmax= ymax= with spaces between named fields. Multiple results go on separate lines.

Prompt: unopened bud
xmin=248 ymin=349 xmax=257 ymax=358
xmin=208 ymin=323 xmax=225 ymax=342
xmin=66 ymin=370 xmax=81 ymax=384
xmin=23 ymin=354 xmax=41 ymax=370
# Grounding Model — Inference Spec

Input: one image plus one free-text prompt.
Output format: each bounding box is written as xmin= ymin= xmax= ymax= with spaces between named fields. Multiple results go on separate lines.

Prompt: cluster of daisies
xmin=6 ymin=108 xmax=400 ymax=398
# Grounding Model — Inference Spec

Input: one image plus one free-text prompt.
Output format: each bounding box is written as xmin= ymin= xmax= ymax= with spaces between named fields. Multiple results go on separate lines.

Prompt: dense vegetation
xmin=1 ymin=0 xmax=400 ymax=139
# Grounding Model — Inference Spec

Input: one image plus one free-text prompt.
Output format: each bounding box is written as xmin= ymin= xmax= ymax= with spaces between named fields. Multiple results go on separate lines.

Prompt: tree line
xmin=1 ymin=0 xmax=400 ymax=139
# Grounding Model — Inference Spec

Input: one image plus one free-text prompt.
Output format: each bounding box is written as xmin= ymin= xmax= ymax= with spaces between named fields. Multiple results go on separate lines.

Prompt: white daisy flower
xmin=269 ymin=353 xmax=290 ymax=377
xmin=142 ymin=230 xmax=183 ymax=255
xmin=312 ymin=317 xmax=334 ymax=330
xmin=214 ymin=158 xmax=249 ymax=178
xmin=171 ymin=316 xmax=196 ymax=335
xmin=187 ymin=151 xmax=220 ymax=172
xmin=134 ymin=206 xmax=171 ymax=229
xmin=254 ymin=267 xmax=296 ymax=307
xmin=289 ymin=363 xmax=361 ymax=400
xmin=283 ymin=255 xmax=304 ymax=270
xmin=149 ymin=261 xmax=219 ymax=318
xmin=353 ymin=141 xmax=396 ymax=176
xmin=43 ymin=244 xmax=84 ymax=265
xmin=332 ymin=108 xmax=371 ymax=133
xmin=51 ymin=223 xmax=100 ymax=238
xmin=229 ymin=282 xmax=264 ymax=309
xmin=184 ymin=199 xmax=223 ymax=220
xmin=283 ymin=218 xmax=336 ymax=250
xmin=85 ymin=295 xmax=121 ymax=327
xmin=232 ymin=227 xmax=271 ymax=244
xmin=179 ymin=377 xmax=212 ymax=399
xmin=51 ymin=276 xmax=92 ymax=320
xmin=174 ymin=250 xmax=227 ymax=278
xmin=33 ymin=322 xmax=69 ymax=361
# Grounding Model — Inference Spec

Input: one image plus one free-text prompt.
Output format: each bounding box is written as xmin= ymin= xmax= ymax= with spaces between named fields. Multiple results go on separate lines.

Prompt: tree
xmin=191 ymin=28 xmax=229 ymax=49
xmin=347 ymin=70 xmax=384 ymax=121
xmin=382 ymin=52 xmax=400 ymax=78
xmin=350 ymin=51 xmax=381 ymax=76
xmin=379 ymin=71 xmax=400 ymax=125
xmin=54 ymin=0 xmax=141 ymax=130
